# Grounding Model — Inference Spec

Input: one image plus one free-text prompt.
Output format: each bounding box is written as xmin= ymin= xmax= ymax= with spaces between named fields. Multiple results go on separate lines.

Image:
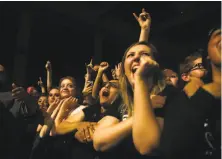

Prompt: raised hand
xmin=12 ymin=83 xmax=28 ymax=101
xmin=54 ymin=97 xmax=79 ymax=125
xmin=37 ymin=77 xmax=44 ymax=87
xmin=39 ymin=100 xmax=63 ymax=137
xmin=115 ymin=62 xmax=122 ymax=79
xmin=98 ymin=62 xmax=109 ymax=74
xmin=82 ymin=82 xmax=93 ymax=97
xmin=60 ymin=97 xmax=79 ymax=112
xmin=134 ymin=55 xmax=159 ymax=80
xmin=45 ymin=61 xmax=52 ymax=71
xmin=111 ymin=69 xmax=116 ymax=80
xmin=86 ymin=58 xmax=94 ymax=74
xmin=133 ymin=8 xmax=151 ymax=30
xmin=46 ymin=99 xmax=60 ymax=115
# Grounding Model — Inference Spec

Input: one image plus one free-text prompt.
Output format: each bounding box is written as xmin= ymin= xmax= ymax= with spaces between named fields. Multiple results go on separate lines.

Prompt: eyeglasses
xmin=187 ymin=63 xmax=205 ymax=72
xmin=102 ymin=82 xmax=119 ymax=89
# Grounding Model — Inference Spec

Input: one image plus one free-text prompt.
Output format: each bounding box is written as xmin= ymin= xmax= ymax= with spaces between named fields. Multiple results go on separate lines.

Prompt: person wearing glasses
xmin=179 ymin=52 xmax=207 ymax=95
xmin=159 ymin=29 xmax=221 ymax=159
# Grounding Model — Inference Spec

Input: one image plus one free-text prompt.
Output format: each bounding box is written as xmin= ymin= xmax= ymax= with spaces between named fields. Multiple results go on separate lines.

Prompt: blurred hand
xmin=12 ymin=83 xmax=28 ymax=101
xmin=134 ymin=56 xmax=159 ymax=80
xmin=75 ymin=123 xmax=96 ymax=143
xmin=82 ymin=82 xmax=93 ymax=97
xmin=133 ymin=8 xmax=151 ymax=30
xmin=98 ymin=62 xmax=109 ymax=74
xmin=46 ymin=99 xmax=60 ymax=115
xmin=45 ymin=61 xmax=52 ymax=71
xmin=115 ymin=62 xmax=122 ymax=79
xmin=86 ymin=58 xmax=94 ymax=74
xmin=150 ymin=95 xmax=166 ymax=108
xmin=37 ymin=77 xmax=44 ymax=87
xmin=111 ymin=69 xmax=116 ymax=80
xmin=39 ymin=100 xmax=63 ymax=137
xmin=59 ymin=97 xmax=79 ymax=114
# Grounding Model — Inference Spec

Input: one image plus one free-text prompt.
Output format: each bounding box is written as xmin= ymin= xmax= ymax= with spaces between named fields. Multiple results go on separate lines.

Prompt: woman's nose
xmin=133 ymin=54 xmax=140 ymax=62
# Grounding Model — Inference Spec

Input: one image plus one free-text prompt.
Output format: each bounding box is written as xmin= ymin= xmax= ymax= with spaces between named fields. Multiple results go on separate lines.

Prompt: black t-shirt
xmin=0 ymin=92 xmax=39 ymax=159
xmin=159 ymin=87 xmax=221 ymax=159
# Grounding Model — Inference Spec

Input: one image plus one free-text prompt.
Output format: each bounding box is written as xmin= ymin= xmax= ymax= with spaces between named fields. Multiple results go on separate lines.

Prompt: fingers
xmin=118 ymin=62 xmax=122 ymax=68
xmin=75 ymin=129 xmax=86 ymax=143
xmin=139 ymin=12 xmax=148 ymax=20
xmin=45 ymin=61 xmax=51 ymax=70
xmin=85 ymin=87 xmax=92 ymax=93
xmin=47 ymin=99 xmax=59 ymax=114
xmin=100 ymin=62 xmax=109 ymax=67
xmin=142 ymin=8 xmax=146 ymax=13
xmin=12 ymin=87 xmax=26 ymax=99
xmin=76 ymin=125 xmax=94 ymax=143
xmin=84 ymin=127 xmax=92 ymax=142
xmin=134 ymin=9 xmax=151 ymax=23
xmin=133 ymin=12 xmax=139 ymax=20
xmin=12 ymin=87 xmax=22 ymax=93
xmin=111 ymin=69 xmax=115 ymax=73
xmin=141 ymin=56 xmax=159 ymax=67
xmin=12 ymin=83 xmax=17 ymax=89
xmin=151 ymin=95 xmax=167 ymax=108
xmin=51 ymin=102 xmax=61 ymax=120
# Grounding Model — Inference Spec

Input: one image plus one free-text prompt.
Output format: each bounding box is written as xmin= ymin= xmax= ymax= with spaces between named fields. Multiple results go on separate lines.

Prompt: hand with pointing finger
xmin=133 ymin=8 xmax=151 ymax=30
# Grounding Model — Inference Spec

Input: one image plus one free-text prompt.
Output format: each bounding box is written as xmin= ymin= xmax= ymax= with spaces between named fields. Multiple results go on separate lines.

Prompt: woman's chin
xmin=61 ymin=93 xmax=70 ymax=99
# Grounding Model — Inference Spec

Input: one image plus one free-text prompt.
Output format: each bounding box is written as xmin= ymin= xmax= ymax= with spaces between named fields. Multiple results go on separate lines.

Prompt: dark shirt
xmin=102 ymin=86 xmax=179 ymax=159
xmin=0 ymin=91 xmax=39 ymax=159
xmin=30 ymin=103 xmax=121 ymax=159
xmin=159 ymin=87 xmax=221 ymax=159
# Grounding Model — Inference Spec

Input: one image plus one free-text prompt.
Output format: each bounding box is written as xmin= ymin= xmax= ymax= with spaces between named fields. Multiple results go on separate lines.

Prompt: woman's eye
xmin=68 ymin=85 xmax=73 ymax=88
xmin=141 ymin=52 xmax=150 ymax=56
xmin=127 ymin=53 xmax=134 ymax=58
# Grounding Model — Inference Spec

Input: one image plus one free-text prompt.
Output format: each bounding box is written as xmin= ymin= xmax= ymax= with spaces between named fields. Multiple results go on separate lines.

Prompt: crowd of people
xmin=0 ymin=9 xmax=221 ymax=159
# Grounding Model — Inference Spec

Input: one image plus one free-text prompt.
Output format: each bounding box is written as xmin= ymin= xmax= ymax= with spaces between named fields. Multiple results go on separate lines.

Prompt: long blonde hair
xmin=119 ymin=41 xmax=166 ymax=117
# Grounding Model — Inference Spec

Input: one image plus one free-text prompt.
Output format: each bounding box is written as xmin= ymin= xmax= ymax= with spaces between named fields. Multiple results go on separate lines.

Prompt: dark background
xmin=0 ymin=1 xmax=220 ymax=90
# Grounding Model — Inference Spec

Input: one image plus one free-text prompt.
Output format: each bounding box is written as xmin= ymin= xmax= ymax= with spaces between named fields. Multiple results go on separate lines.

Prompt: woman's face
xmin=124 ymin=44 xmax=154 ymax=87
xmin=60 ymin=79 xmax=76 ymax=99
xmin=48 ymin=88 xmax=60 ymax=105
xmin=99 ymin=80 xmax=119 ymax=108
xmin=38 ymin=96 xmax=48 ymax=112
